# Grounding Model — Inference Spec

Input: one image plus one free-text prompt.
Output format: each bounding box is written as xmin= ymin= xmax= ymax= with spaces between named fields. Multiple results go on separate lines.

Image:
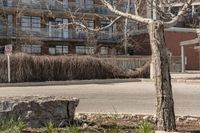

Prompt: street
xmin=0 ymin=82 xmax=200 ymax=116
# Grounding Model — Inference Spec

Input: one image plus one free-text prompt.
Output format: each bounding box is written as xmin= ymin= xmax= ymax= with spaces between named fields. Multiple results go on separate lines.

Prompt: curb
xmin=0 ymin=79 xmax=142 ymax=87
xmin=141 ymin=78 xmax=200 ymax=83
xmin=172 ymin=79 xmax=200 ymax=83
xmin=0 ymin=78 xmax=199 ymax=87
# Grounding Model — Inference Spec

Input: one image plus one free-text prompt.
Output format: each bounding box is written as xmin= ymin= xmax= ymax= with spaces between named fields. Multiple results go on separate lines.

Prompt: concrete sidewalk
xmin=171 ymin=71 xmax=200 ymax=79
xmin=170 ymin=72 xmax=200 ymax=83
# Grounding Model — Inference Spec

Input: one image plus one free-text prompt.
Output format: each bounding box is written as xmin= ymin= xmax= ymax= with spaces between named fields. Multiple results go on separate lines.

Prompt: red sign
xmin=4 ymin=44 xmax=12 ymax=55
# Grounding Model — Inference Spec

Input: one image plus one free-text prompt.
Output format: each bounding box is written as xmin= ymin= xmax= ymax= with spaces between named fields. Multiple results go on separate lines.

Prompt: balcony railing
xmin=0 ymin=27 xmax=122 ymax=42
xmin=0 ymin=1 xmax=133 ymax=15
xmin=0 ymin=0 xmax=134 ymax=15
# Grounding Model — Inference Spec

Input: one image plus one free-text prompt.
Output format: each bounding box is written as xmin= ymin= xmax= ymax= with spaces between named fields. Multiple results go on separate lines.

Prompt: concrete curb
xmin=141 ymin=78 xmax=200 ymax=83
xmin=0 ymin=79 xmax=142 ymax=87
xmin=174 ymin=79 xmax=200 ymax=83
xmin=0 ymin=78 xmax=199 ymax=87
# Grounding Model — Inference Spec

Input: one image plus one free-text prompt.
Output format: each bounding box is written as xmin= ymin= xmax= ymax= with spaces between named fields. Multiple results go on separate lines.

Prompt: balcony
xmin=0 ymin=27 xmax=122 ymax=43
xmin=0 ymin=1 xmax=133 ymax=15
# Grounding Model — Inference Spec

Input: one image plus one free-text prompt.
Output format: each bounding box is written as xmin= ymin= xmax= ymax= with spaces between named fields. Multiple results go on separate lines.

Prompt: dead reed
xmin=0 ymin=53 xmax=127 ymax=83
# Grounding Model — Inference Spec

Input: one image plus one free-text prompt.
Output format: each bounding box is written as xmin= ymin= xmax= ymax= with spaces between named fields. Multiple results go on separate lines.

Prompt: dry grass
xmin=0 ymin=53 xmax=150 ymax=83
xmin=0 ymin=53 xmax=127 ymax=83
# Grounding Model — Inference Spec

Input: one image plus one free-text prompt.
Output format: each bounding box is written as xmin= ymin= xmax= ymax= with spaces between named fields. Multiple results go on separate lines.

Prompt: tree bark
xmin=148 ymin=21 xmax=176 ymax=131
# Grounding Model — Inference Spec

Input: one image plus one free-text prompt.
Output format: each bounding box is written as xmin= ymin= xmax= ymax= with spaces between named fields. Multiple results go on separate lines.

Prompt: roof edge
xmin=165 ymin=27 xmax=198 ymax=33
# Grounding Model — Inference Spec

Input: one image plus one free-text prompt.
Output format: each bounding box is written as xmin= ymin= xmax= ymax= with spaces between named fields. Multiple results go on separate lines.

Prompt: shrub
xmin=0 ymin=118 xmax=26 ymax=133
xmin=0 ymin=53 xmax=126 ymax=83
xmin=136 ymin=120 xmax=155 ymax=133
xmin=44 ymin=121 xmax=54 ymax=133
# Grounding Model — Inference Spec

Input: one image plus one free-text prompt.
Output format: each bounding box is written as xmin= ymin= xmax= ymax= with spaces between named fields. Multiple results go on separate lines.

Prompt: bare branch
xmin=163 ymin=0 xmax=194 ymax=28
xmin=60 ymin=16 xmax=122 ymax=32
xmin=99 ymin=0 xmax=152 ymax=24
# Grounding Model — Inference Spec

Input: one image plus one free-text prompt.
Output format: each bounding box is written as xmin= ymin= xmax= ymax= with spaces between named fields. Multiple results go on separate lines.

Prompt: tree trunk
xmin=148 ymin=21 xmax=176 ymax=131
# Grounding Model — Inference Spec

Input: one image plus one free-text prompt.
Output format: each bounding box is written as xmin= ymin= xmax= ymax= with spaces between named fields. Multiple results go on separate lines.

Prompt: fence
xmin=97 ymin=55 xmax=181 ymax=72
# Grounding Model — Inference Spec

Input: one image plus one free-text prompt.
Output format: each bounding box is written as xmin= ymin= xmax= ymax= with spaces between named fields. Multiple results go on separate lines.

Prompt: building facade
xmin=0 ymin=0 xmax=141 ymax=55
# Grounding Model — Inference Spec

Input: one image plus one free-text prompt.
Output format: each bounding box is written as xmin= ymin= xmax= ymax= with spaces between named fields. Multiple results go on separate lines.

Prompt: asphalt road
xmin=0 ymin=82 xmax=200 ymax=116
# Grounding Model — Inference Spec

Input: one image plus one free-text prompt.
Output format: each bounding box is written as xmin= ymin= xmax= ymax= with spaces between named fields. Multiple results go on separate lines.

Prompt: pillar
xmin=181 ymin=45 xmax=185 ymax=73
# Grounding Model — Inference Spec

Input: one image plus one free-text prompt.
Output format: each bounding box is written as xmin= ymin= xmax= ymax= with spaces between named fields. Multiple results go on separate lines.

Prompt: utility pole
xmin=124 ymin=0 xmax=130 ymax=55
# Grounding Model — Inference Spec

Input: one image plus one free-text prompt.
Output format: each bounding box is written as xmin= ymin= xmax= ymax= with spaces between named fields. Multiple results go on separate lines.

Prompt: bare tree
xmin=3 ymin=0 xmax=193 ymax=130
xmin=123 ymin=0 xmax=130 ymax=55
xmin=97 ymin=0 xmax=193 ymax=131
xmin=46 ymin=0 xmax=193 ymax=130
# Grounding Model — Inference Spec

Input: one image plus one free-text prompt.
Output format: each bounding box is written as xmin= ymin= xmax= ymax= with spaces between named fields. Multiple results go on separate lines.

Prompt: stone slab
xmin=0 ymin=96 xmax=79 ymax=128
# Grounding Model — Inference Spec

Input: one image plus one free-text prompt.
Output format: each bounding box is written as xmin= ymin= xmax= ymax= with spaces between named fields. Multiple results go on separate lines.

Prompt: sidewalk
xmin=171 ymin=71 xmax=200 ymax=79
xmin=0 ymin=72 xmax=199 ymax=87
xmin=170 ymin=71 xmax=200 ymax=83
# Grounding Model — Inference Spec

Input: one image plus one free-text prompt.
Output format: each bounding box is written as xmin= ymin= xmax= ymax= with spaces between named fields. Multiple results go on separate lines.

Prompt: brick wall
xmin=165 ymin=31 xmax=200 ymax=70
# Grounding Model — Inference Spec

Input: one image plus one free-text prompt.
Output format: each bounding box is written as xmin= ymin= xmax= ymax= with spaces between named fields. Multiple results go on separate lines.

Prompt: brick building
xmin=164 ymin=1 xmax=200 ymax=71
xmin=165 ymin=28 xmax=200 ymax=70
xmin=0 ymin=0 xmax=142 ymax=55
xmin=0 ymin=0 xmax=199 ymax=70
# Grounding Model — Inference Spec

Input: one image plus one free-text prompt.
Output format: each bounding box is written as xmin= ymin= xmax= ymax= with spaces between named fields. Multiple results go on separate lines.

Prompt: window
xmin=63 ymin=0 xmax=68 ymax=8
xmin=108 ymin=0 xmax=113 ymax=4
xmin=194 ymin=5 xmax=200 ymax=14
xmin=49 ymin=18 xmax=68 ymax=38
xmin=75 ymin=44 xmax=94 ymax=55
xmin=49 ymin=0 xmax=68 ymax=9
xmin=171 ymin=6 xmax=181 ymax=16
xmin=87 ymin=20 xmax=94 ymax=29
xmin=85 ymin=0 xmax=93 ymax=8
xmin=2 ymin=0 xmax=13 ymax=6
xmin=0 ymin=46 xmax=4 ymax=53
xmin=100 ymin=47 xmax=109 ymax=55
xmin=73 ymin=20 xmax=87 ymax=39
xmin=49 ymin=0 xmax=68 ymax=10
xmin=49 ymin=45 xmax=68 ymax=55
xmin=86 ymin=47 xmax=94 ymax=54
xmin=110 ymin=48 xmax=116 ymax=55
xmin=7 ymin=15 xmax=13 ymax=35
xmin=56 ymin=45 xmax=68 ymax=54
xmin=21 ymin=16 xmax=41 ymax=31
xmin=123 ymin=0 xmax=135 ymax=13
xmin=56 ymin=46 xmax=63 ymax=54
xmin=76 ymin=46 xmax=85 ymax=54
xmin=49 ymin=47 xmax=55 ymax=55
xmin=127 ymin=21 xmax=138 ymax=31
xmin=0 ymin=15 xmax=6 ymax=35
xmin=76 ymin=0 xmax=93 ymax=8
xmin=100 ymin=21 xmax=116 ymax=39
xmin=101 ymin=21 xmax=116 ymax=33
xmin=63 ymin=46 xmax=68 ymax=54
xmin=21 ymin=0 xmax=31 ymax=4
xmin=21 ymin=45 xmax=41 ymax=54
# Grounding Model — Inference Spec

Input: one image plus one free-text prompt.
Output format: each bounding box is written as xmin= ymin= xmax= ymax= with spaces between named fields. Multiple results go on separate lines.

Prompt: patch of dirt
xmin=22 ymin=113 xmax=200 ymax=133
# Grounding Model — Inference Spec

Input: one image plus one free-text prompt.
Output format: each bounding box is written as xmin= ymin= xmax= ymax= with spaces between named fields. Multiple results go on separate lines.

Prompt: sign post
xmin=7 ymin=54 xmax=11 ymax=83
xmin=4 ymin=45 xmax=12 ymax=83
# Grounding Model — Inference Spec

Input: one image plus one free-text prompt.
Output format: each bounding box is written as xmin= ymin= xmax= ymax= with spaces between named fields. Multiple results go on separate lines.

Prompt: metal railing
xmin=0 ymin=0 xmax=133 ymax=15
xmin=0 ymin=27 xmax=123 ymax=42
xmin=0 ymin=0 xmax=111 ymax=15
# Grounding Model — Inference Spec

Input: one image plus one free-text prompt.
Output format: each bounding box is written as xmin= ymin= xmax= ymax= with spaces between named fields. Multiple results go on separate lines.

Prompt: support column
xmin=152 ymin=0 xmax=157 ymax=20
xmin=181 ymin=45 xmax=185 ymax=73
xmin=150 ymin=61 xmax=155 ymax=79
xmin=192 ymin=5 xmax=195 ymax=17
xmin=199 ymin=50 xmax=200 ymax=70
